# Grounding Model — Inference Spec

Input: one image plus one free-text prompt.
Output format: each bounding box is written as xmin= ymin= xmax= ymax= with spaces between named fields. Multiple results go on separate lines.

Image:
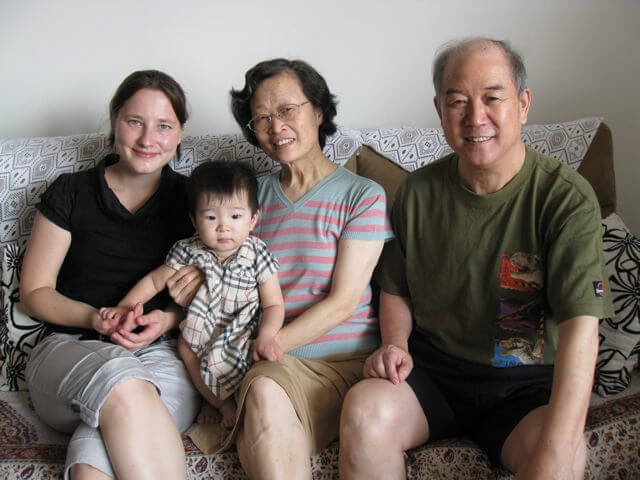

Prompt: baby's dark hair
xmin=186 ymin=161 xmax=259 ymax=217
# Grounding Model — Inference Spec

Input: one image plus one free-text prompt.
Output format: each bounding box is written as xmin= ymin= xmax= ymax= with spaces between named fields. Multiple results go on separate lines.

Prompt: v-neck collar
xmin=98 ymin=154 xmax=170 ymax=221
xmin=271 ymin=166 xmax=343 ymax=211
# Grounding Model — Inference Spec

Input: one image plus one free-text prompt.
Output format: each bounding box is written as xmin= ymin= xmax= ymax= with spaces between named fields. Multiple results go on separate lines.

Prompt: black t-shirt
xmin=37 ymin=154 xmax=193 ymax=335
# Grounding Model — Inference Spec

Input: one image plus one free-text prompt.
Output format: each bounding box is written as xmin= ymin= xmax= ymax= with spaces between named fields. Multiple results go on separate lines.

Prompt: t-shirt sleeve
xmin=376 ymin=180 xmax=410 ymax=297
xmin=37 ymin=173 xmax=76 ymax=231
xmin=342 ymin=179 xmax=394 ymax=242
xmin=253 ymin=237 xmax=280 ymax=284
xmin=546 ymin=195 xmax=614 ymax=321
xmin=164 ymin=238 xmax=192 ymax=270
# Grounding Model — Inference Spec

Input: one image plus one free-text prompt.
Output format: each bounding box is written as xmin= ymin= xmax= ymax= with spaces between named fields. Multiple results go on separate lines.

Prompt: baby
xmin=101 ymin=160 xmax=284 ymax=427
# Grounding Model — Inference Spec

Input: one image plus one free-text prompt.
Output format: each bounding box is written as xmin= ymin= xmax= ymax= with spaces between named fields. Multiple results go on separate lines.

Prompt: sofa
xmin=1 ymin=117 xmax=639 ymax=479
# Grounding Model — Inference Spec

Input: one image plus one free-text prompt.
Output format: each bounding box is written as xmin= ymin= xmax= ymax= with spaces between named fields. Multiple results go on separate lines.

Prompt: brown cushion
xmin=347 ymin=122 xmax=616 ymax=218
xmin=344 ymin=146 xmax=408 ymax=213
xmin=577 ymin=122 xmax=616 ymax=218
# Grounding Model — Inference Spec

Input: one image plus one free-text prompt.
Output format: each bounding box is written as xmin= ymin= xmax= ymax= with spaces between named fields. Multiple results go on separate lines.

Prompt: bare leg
xmin=218 ymin=397 xmax=237 ymax=429
xmin=501 ymin=405 xmax=587 ymax=478
xmin=99 ymin=378 xmax=187 ymax=480
xmin=71 ymin=463 xmax=111 ymax=480
xmin=236 ymin=377 xmax=311 ymax=479
xmin=339 ymin=378 xmax=429 ymax=480
xmin=196 ymin=397 xmax=236 ymax=429
xmin=197 ymin=403 xmax=221 ymax=424
xmin=179 ymin=336 xmax=236 ymax=428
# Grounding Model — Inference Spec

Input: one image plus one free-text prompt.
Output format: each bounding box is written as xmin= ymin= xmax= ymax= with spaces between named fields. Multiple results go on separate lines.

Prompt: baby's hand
xmin=91 ymin=309 xmax=120 ymax=335
xmin=252 ymin=334 xmax=284 ymax=363
xmin=99 ymin=306 xmax=128 ymax=324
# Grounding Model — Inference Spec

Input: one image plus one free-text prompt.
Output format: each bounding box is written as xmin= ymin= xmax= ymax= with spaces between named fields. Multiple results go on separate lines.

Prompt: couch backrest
xmin=0 ymin=117 xmax=611 ymax=251
xmin=346 ymin=120 xmax=615 ymax=218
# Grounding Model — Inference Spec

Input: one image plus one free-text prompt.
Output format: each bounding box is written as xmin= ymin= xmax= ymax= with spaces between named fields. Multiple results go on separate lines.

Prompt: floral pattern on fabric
xmin=595 ymin=213 xmax=640 ymax=396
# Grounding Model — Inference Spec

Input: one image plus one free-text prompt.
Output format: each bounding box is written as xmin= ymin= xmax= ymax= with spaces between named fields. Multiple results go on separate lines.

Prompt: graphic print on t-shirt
xmin=492 ymin=252 xmax=546 ymax=367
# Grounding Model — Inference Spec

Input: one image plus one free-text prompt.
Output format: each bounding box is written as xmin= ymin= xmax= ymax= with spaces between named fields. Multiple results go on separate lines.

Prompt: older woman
xmin=224 ymin=59 xmax=393 ymax=478
xmin=20 ymin=70 xmax=201 ymax=480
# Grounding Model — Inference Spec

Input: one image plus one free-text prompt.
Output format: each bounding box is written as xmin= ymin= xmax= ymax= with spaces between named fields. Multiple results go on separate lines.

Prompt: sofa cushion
xmin=343 ymin=146 xmax=408 ymax=213
xmin=595 ymin=213 xmax=640 ymax=396
xmin=576 ymin=122 xmax=616 ymax=217
xmin=1 ymin=243 xmax=46 ymax=391
xmin=356 ymin=117 xmax=612 ymax=217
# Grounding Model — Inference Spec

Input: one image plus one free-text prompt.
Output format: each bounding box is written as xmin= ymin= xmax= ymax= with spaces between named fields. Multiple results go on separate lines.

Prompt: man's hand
xmin=110 ymin=302 xmax=167 ymax=351
xmin=166 ymin=265 xmax=204 ymax=308
xmin=252 ymin=334 xmax=284 ymax=363
xmin=363 ymin=344 xmax=414 ymax=385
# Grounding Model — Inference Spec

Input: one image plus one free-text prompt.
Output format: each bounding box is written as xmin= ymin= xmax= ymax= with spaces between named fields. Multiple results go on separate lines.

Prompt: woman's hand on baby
xmin=167 ymin=265 xmax=204 ymax=308
xmin=94 ymin=305 xmax=137 ymax=336
xmin=110 ymin=303 xmax=166 ymax=351
xmin=252 ymin=334 xmax=284 ymax=363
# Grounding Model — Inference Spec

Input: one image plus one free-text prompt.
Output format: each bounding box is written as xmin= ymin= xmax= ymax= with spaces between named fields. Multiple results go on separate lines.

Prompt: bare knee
xmin=502 ymin=407 xmax=587 ymax=476
xmin=243 ymin=376 xmax=283 ymax=411
xmin=340 ymin=380 xmax=410 ymax=454
xmin=340 ymin=379 xmax=428 ymax=479
xmin=502 ymin=407 xmax=545 ymax=471
xmin=244 ymin=377 xmax=290 ymax=422
xmin=242 ymin=377 xmax=304 ymax=440
xmin=237 ymin=377 xmax=309 ymax=474
xmin=71 ymin=463 xmax=111 ymax=480
xmin=342 ymin=381 xmax=393 ymax=439
xmin=100 ymin=378 xmax=157 ymax=424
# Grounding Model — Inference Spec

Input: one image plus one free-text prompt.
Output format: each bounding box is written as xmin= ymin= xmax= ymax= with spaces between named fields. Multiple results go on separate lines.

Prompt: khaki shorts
xmin=222 ymin=352 xmax=367 ymax=454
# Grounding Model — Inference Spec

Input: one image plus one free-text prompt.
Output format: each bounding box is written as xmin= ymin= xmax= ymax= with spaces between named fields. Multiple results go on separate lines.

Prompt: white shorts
xmin=25 ymin=333 xmax=200 ymax=479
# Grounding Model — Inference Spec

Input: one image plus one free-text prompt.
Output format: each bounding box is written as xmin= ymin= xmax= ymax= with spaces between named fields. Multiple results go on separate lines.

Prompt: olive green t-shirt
xmin=379 ymin=146 xmax=613 ymax=367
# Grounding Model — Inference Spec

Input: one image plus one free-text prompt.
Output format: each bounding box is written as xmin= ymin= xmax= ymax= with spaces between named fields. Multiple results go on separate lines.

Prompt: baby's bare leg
xmin=196 ymin=403 xmax=220 ymax=424
xmin=218 ymin=397 xmax=237 ymax=429
xmin=177 ymin=336 xmax=236 ymax=428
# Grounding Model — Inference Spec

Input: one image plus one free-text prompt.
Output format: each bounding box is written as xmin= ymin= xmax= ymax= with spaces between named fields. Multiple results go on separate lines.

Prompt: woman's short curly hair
xmin=230 ymin=58 xmax=338 ymax=149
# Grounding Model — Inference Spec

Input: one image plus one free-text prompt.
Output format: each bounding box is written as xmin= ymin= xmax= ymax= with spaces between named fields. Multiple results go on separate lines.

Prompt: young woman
xmin=20 ymin=70 xmax=201 ymax=480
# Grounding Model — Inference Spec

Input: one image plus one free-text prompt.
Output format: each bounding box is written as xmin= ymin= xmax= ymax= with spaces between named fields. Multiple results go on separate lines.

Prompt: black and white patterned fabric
xmin=0 ymin=244 xmax=45 ymax=390
xmin=358 ymin=116 xmax=602 ymax=172
xmin=0 ymin=118 xmax=603 ymax=250
xmin=595 ymin=213 xmax=640 ymax=396
xmin=0 ymin=117 xmax=617 ymax=391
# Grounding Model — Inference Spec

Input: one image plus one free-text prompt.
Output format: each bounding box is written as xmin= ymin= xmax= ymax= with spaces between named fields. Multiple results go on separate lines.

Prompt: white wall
xmin=1 ymin=0 xmax=639 ymax=233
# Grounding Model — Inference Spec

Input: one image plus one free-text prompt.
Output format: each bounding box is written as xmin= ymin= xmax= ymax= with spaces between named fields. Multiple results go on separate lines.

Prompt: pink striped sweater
xmin=255 ymin=167 xmax=393 ymax=358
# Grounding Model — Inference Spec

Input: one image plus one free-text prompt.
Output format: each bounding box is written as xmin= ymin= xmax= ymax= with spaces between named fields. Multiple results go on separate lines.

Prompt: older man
xmin=339 ymin=38 xmax=612 ymax=479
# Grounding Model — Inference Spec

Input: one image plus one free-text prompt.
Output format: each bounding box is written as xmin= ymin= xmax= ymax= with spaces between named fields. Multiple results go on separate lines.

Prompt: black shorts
xmin=406 ymin=333 xmax=553 ymax=466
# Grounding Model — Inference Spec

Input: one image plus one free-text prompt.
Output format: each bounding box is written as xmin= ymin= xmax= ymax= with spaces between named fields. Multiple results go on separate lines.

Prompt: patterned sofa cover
xmin=1 ymin=118 xmax=639 ymax=479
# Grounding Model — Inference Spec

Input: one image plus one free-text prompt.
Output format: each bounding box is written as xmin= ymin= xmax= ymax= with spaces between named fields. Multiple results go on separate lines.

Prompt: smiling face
xmin=249 ymin=72 xmax=324 ymax=166
xmin=192 ymin=190 xmax=258 ymax=261
xmin=112 ymin=88 xmax=183 ymax=176
xmin=435 ymin=43 xmax=531 ymax=174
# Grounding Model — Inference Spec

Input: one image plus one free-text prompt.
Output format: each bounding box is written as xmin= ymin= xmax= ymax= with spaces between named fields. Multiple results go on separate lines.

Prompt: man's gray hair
xmin=432 ymin=37 xmax=527 ymax=96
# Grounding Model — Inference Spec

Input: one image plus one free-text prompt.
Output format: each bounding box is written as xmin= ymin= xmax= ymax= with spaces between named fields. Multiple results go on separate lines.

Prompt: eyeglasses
xmin=247 ymin=101 xmax=310 ymax=133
